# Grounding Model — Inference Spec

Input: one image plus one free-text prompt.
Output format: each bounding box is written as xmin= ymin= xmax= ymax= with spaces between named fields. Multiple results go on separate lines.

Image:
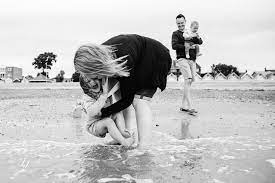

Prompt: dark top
xmin=171 ymin=30 xmax=203 ymax=60
xmin=80 ymin=34 xmax=172 ymax=117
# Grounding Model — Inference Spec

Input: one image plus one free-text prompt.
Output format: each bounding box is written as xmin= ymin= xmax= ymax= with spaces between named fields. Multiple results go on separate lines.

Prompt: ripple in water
xmin=0 ymin=131 xmax=274 ymax=182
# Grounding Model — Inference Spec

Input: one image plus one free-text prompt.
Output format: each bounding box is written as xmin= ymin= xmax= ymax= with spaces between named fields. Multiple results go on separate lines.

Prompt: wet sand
xmin=0 ymin=82 xmax=275 ymax=183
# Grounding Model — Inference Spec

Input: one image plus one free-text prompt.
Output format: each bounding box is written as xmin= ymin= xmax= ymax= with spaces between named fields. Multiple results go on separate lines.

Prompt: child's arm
xmin=85 ymin=94 xmax=108 ymax=118
xmin=190 ymin=33 xmax=203 ymax=45
xmin=85 ymin=78 xmax=109 ymax=118
xmin=182 ymin=32 xmax=192 ymax=40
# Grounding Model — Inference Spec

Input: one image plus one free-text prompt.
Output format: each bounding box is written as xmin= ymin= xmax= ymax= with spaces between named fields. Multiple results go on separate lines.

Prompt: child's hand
xmin=195 ymin=33 xmax=200 ymax=38
xmin=190 ymin=45 xmax=196 ymax=49
xmin=101 ymin=77 xmax=108 ymax=94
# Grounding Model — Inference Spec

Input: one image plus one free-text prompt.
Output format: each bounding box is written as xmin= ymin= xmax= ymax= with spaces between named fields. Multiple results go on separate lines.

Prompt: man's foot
xmin=189 ymin=109 xmax=198 ymax=113
xmin=180 ymin=108 xmax=198 ymax=116
xmin=180 ymin=108 xmax=198 ymax=113
xmin=180 ymin=108 xmax=189 ymax=112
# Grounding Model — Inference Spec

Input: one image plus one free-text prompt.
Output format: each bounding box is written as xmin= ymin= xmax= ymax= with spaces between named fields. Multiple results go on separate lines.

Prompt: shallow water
xmin=0 ymin=89 xmax=275 ymax=182
xmin=0 ymin=130 xmax=275 ymax=183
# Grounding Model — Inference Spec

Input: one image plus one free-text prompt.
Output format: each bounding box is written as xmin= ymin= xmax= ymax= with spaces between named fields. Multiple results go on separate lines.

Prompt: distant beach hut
xmin=13 ymin=78 xmax=21 ymax=83
xmin=5 ymin=78 xmax=12 ymax=83
xmin=21 ymin=77 xmax=30 ymax=83
xmin=195 ymin=73 xmax=202 ymax=81
xmin=240 ymin=73 xmax=253 ymax=81
xmin=202 ymin=73 xmax=214 ymax=81
xmin=178 ymin=74 xmax=185 ymax=82
xmin=266 ymin=73 xmax=275 ymax=80
xmin=227 ymin=72 xmax=240 ymax=80
xmin=214 ymin=72 xmax=227 ymax=81
xmin=167 ymin=73 xmax=177 ymax=82
xmin=252 ymin=72 xmax=266 ymax=80
xmin=63 ymin=78 xmax=72 ymax=82
xmin=29 ymin=74 xmax=51 ymax=83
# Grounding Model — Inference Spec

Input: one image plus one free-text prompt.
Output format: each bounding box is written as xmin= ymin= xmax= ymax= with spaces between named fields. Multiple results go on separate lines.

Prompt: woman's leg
xmin=122 ymin=105 xmax=136 ymax=130
xmin=132 ymin=98 xmax=153 ymax=148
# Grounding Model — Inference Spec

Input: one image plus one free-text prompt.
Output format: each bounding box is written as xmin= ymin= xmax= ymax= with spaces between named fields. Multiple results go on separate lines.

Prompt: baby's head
xmin=190 ymin=21 xmax=199 ymax=33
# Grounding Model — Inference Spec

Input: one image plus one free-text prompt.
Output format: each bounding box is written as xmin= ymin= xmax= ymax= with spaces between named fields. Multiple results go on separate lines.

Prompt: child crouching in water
xmin=73 ymin=74 xmax=135 ymax=147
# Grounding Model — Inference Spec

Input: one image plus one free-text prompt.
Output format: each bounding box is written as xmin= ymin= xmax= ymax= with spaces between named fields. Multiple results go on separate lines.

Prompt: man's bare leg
xmin=183 ymin=79 xmax=192 ymax=109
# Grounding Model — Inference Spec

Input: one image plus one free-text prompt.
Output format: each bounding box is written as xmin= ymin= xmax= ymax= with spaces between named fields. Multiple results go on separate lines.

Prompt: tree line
xmin=32 ymin=52 xmax=242 ymax=82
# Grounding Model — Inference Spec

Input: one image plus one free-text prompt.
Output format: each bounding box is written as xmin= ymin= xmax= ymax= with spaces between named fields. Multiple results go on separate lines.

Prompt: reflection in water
xmin=77 ymin=145 xmax=153 ymax=182
xmin=179 ymin=114 xmax=197 ymax=140
xmin=180 ymin=119 xmax=193 ymax=139
xmin=71 ymin=118 xmax=85 ymax=139
xmin=0 ymin=132 xmax=274 ymax=182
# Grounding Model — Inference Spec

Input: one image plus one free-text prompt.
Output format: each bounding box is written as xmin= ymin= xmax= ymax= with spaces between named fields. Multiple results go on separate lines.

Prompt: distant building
xmin=0 ymin=66 xmax=6 ymax=79
xmin=4 ymin=78 xmax=13 ymax=83
xmin=63 ymin=78 xmax=72 ymax=82
xmin=252 ymin=72 xmax=266 ymax=80
xmin=227 ymin=72 xmax=240 ymax=80
xmin=214 ymin=72 xmax=227 ymax=80
xmin=194 ymin=73 xmax=202 ymax=81
xmin=201 ymin=73 xmax=214 ymax=81
xmin=21 ymin=77 xmax=30 ymax=83
xmin=29 ymin=73 xmax=51 ymax=83
xmin=167 ymin=73 xmax=177 ymax=82
xmin=240 ymin=72 xmax=253 ymax=80
xmin=252 ymin=69 xmax=275 ymax=80
xmin=266 ymin=73 xmax=275 ymax=80
xmin=5 ymin=67 xmax=23 ymax=80
xmin=264 ymin=68 xmax=275 ymax=72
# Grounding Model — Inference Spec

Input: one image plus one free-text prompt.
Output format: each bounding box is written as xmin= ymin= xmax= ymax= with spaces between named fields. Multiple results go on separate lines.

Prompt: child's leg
xmin=189 ymin=48 xmax=197 ymax=62
xmin=101 ymin=118 xmax=134 ymax=147
xmin=112 ymin=112 xmax=131 ymax=138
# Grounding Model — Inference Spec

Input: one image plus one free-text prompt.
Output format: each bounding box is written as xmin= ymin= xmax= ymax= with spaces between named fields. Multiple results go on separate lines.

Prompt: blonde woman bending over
xmin=74 ymin=34 xmax=172 ymax=148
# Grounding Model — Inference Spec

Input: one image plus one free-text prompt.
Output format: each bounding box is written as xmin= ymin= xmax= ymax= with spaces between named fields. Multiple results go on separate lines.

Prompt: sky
xmin=0 ymin=0 xmax=275 ymax=78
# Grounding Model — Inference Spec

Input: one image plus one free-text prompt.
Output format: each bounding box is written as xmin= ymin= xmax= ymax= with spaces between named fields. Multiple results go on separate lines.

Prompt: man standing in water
xmin=171 ymin=14 xmax=202 ymax=114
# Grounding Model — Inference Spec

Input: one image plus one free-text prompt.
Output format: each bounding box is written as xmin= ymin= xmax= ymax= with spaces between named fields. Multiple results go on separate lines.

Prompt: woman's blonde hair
xmin=74 ymin=44 xmax=129 ymax=78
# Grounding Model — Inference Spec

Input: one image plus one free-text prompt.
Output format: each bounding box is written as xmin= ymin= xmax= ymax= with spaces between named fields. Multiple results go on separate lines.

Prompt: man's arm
xmin=190 ymin=35 xmax=203 ymax=45
xmin=172 ymin=31 xmax=185 ymax=50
